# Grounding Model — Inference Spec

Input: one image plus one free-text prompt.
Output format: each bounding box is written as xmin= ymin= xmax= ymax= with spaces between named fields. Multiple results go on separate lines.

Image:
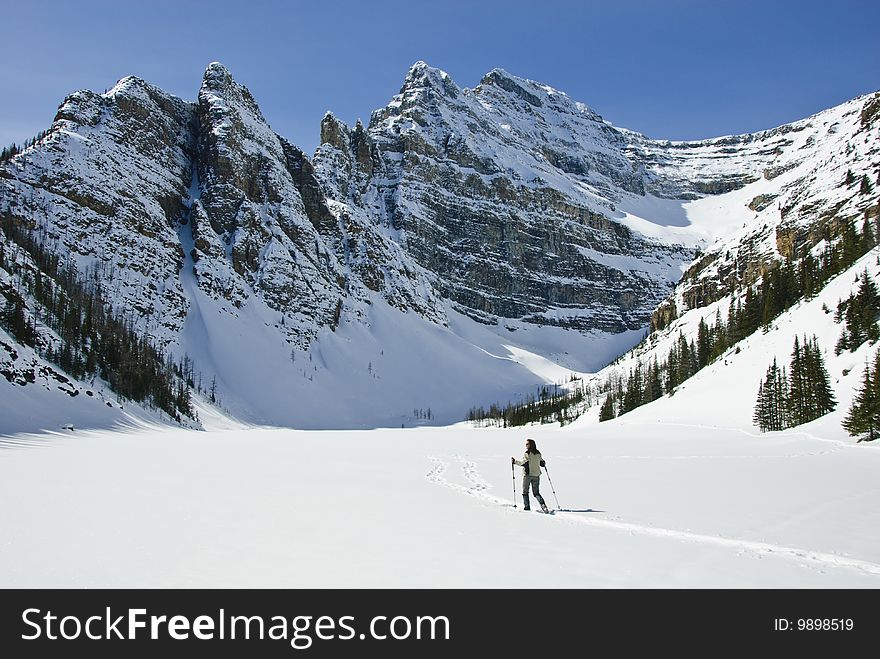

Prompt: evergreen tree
xmin=788 ymin=335 xmax=807 ymax=425
xmin=599 ymin=393 xmax=616 ymax=422
xmin=726 ymin=297 xmax=740 ymax=345
xmin=767 ymin=334 xmax=838 ymax=429
xmin=798 ymin=251 xmax=817 ymax=299
xmin=620 ymin=365 xmax=643 ymax=414
xmin=760 ymin=270 xmax=777 ymax=327
xmin=842 ymin=352 xmax=880 ymax=441
xmin=696 ymin=317 xmax=710 ymax=367
xmin=861 ymin=217 xmax=875 ymax=253
xmin=804 ymin=336 xmax=836 ymax=418
xmin=644 ymin=356 xmax=664 ymax=404
xmin=755 ymin=358 xmax=786 ymax=431
xmin=840 ymin=220 xmax=861 ymax=267
xmin=779 ymin=366 xmax=791 ymax=429
xmin=708 ymin=308 xmax=728 ymax=360
xmin=740 ymin=286 xmax=762 ymax=338
xmin=753 ymin=381 xmax=767 ymax=430
xmin=835 ymin=270 xmax=880 ymax=353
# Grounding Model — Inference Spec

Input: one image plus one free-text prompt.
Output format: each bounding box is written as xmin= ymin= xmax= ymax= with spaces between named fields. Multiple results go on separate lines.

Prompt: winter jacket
xmin=515 ymin=451 xmax=545 ymax=477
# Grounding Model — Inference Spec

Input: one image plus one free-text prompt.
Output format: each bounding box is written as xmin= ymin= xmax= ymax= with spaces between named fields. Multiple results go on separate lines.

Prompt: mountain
xmin=2 ymin=61 xmax=878 ymax=432
xmin=314 ymin=63 xmax=696 ymax=333
xmin=477 ymin=90 xmax=880 ymax=429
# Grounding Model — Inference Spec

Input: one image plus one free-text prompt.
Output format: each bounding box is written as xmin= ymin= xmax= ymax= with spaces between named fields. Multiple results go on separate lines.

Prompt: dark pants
xmin=522 ymin=474 xmax=546 ymax=509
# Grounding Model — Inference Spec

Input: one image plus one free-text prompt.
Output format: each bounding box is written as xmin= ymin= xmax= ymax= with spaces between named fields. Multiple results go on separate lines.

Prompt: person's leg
xmin=531 ymin=477 xmax=547 ymax=508
xmin=521 ymin=473 xmax=531 ymax=509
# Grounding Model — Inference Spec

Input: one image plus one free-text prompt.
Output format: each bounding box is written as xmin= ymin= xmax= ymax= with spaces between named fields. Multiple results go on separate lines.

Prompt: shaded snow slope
xmin=0 ymin=326 xmax=165 ymax=436
xmin=176 ymin=284 xmax=642 ymax=428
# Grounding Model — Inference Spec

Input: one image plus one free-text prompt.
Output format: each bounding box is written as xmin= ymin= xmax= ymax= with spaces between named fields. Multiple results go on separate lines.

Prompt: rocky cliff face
xmin=0 ymin=63 xmax=437 ymax=351
xmin=0 ymin=76 xmax=194 ymax=346
xmin=314 ymin=63 xmax=696 ymax=332
xmin=189 ymin=63 xmax=348 ymax=343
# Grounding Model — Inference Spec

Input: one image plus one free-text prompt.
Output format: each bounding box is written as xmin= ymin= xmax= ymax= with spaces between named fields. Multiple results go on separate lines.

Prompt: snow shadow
xmin=612 ymin=194 xmax=690 ymax=227
xmin=0 ymin=435 xmax=58 ymax=450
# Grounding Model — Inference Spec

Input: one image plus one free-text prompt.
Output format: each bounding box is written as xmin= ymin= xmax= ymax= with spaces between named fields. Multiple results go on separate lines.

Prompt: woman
xmin=512 ymin=438 xmax=549 ymax=512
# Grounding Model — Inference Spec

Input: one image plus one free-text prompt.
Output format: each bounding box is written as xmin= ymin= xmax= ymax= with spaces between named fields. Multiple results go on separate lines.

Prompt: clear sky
xmin=2 ymin=0 xmax=878 ymax=154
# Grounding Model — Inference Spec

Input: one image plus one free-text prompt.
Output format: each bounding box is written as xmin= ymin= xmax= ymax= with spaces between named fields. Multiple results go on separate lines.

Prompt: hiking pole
xmin=543 ymin=465 xmax=561 ymax=511
xmin=511 ymin=459 xmax=517 ymax=508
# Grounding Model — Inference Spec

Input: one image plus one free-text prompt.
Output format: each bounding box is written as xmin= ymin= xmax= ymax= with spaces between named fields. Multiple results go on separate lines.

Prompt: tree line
xmin=1 ymin=214 xmax=193 ymax=421
xmin=467 ymin=380 xmax=589 ymax=427
xmin=1 ymin=130 xmax=50 ymax=163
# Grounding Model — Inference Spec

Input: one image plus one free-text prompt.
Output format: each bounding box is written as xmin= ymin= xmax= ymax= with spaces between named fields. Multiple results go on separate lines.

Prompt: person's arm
xmin=512 ymin=453 xmax=526 ymax=466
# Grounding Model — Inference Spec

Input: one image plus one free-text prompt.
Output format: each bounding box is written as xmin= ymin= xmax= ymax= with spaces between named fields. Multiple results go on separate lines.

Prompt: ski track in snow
xmin=426 ymin=455 xmax=880 ymax=578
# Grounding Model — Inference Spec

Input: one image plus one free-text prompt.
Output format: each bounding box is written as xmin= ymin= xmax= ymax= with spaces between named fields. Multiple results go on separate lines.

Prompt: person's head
xmin=525 ymin=438 xmax=538 ymax=454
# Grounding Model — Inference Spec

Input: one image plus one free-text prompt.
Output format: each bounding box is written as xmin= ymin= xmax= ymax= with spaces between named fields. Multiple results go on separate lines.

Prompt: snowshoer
xmin=512 ymin=439 xmax=549 ymax=512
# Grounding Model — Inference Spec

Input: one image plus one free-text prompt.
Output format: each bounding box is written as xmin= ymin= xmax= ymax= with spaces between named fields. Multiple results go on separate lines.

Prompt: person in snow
xmin=512 ymin=439 xmax=549 ymax=512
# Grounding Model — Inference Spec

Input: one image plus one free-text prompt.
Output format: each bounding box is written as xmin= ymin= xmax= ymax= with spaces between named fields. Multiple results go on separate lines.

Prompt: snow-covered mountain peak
xmin=476 ymin=69 xmax=604 ymax=122
xmin=319 ymin=111 xmax=352 ymax=152
xmin=199 ymin=61 xmax=265 ymax=124
xmin=396 ymin=60 xmax=460 ymax=103
xmin=204 ymin=60 xmax=232 ymax=77
xmin=480 ymin=68 xmax=551 ymax=106
xmin=106 ymin=74 xmax=162 ymax=99
xmin=202 ymin=61 xmax=241 ymax=92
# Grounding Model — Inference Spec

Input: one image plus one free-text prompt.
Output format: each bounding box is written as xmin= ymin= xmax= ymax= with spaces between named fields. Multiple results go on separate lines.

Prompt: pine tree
xmin=836 ymin=271 xmax=880 ymax=353
xmin=741 ymin=286 xmax=762 ymax=337
xmin=620 ymin=366 xmax=643 ymax=414
xmin=675 ymin=332 xmax=695 ymax=385
xmin=861 ymin=217 xmax=875 ymax=253
xmin=805 ymin=336 xmax=836 ymax=418
xmin=788 ymin=336 xmax=807 ymax=425
xmin=598 ymin=393 xmax=616 ymax=422
xmin=840 ymin=220 xmax=861 ymax=268
xmin=697 ymin=317 xmax=710 ymax=367
xmin=726 ymin=298 xmax=740 ymax=345
xmin=644 ymin=356 xmax=663 ymax=404
xmin=760 ymin=271 xmax=777 ymax=327
xmin=842 ymin=353 xmax=880 ymax=441
xmin=753 ymin=381 xmax=767 ymax=430
xmin=755 ymin=358 xmax=787 ymax=432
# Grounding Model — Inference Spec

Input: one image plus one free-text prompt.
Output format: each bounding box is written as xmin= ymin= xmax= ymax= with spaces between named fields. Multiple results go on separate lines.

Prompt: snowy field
xmin=2 ymin=414 xmax=878 ymax=588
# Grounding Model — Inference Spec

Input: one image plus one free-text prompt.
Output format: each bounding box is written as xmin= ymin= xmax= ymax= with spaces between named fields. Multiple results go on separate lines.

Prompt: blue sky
xmin=2 ymin=0 xmax=878 ymax=154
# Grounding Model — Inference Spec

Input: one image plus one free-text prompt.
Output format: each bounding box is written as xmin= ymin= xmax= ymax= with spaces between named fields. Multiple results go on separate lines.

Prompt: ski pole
xmin=511 ymin=459 xmax=517 ymax=508
xmin=543 ymin=465 xmax=561 ymax=510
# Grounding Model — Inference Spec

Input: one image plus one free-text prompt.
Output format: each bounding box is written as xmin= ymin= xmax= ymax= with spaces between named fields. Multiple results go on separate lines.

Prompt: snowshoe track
xmin=426 ymin=455 xmax=880 ymax=577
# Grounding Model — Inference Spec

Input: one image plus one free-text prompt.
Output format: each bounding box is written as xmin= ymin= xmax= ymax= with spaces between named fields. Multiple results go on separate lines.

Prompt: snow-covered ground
xmin=2 ymin=414 xmax=877 ymax=588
